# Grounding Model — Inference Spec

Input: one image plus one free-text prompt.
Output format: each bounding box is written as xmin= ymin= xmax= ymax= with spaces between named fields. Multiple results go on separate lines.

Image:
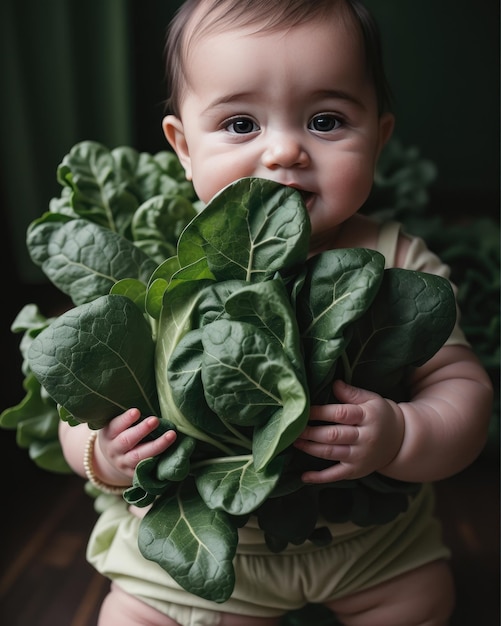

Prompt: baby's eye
xmin=308 ymin=114 xmax=342 ymax=133
xmin=224 ymin=117 xmax=259 ymax=134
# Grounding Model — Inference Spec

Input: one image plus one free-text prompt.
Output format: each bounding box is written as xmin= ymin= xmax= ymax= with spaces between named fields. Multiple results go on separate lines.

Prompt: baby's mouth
xmin=298 ymin=190 xmax=315 ymax=210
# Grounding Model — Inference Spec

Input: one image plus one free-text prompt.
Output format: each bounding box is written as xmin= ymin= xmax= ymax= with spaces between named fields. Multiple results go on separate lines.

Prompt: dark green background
xmin=1 ymin=0 xmax=499 ymax=282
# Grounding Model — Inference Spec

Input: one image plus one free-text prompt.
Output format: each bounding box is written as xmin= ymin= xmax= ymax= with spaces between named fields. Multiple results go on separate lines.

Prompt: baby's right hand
xmin=93 ymin=408 xmax=177 ymax=486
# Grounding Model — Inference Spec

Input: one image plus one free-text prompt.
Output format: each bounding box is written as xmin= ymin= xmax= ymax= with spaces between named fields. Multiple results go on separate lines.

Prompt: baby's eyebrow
xmin=202 ymin=91 xmax=257 ymax=114
xmin=313 ymin=89 xmax=366 ymax=110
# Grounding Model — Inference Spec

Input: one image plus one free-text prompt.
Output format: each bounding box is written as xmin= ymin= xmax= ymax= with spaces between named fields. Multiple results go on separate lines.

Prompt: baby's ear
xmin=162 ymin=115 xmax=193 ymax=181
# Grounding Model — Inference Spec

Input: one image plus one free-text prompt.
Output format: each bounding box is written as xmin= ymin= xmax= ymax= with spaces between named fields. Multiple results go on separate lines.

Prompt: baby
xmin=59 ymin=1 xmax=493 ymax=625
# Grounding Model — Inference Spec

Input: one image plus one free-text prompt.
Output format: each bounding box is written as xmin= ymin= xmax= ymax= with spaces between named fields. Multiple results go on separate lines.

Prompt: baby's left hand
xmin=294 ymin=380 xmax=404 ymax=483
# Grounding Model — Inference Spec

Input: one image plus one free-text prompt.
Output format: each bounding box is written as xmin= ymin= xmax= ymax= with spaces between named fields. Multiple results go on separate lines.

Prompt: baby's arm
xmin=382 ymin=344 xmax=493 ymax=481
xmin=294 ymin=345 xmax=493 ymax=484
xmin=59 ymin=409 xmax=177 ymax=488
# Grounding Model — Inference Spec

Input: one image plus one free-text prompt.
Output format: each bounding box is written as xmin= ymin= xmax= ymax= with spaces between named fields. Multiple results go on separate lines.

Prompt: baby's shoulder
xmin=339 ymin=215 xmax=413 ymax=268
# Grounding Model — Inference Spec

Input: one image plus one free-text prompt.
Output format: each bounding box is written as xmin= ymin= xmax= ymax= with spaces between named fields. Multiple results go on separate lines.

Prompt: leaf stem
xmin=191 ymin=454 xmax=253 ymax=471
xmin=218 ymin=418 xmax=253 ymax=449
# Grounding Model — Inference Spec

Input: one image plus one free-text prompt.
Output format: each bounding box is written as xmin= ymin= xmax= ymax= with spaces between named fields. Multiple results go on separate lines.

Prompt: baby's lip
xmin=286 ymin=184 xmax=315 ymax=209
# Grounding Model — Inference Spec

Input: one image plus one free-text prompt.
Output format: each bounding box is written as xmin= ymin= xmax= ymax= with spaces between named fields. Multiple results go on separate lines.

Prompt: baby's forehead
xmin=182 ymin=0 xmax=359 ymax=52
xmin=165 ymin=0 xmax=388 ymax=115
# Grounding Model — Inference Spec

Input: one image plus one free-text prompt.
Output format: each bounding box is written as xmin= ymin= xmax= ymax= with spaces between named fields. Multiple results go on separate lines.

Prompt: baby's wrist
xmin=378 ymin=400 xmax=406 ymax=474
xmin=83 ymin=431 xmax=130 ymax=494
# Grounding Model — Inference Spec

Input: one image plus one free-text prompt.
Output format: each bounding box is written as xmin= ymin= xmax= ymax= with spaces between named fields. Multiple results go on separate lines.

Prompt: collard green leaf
xmin=156 ymin=281 xmax=234 ymax=453
xmin=342 ymin=268 xmax=456 ymax=395
xmin=134 ymin=239 xmax=177 ymax=266
xmin=201 ymin=321 xmax=281 ymax=426
xmin=57 ymin=141 xmax=138 ymax=235
xmin=296 ymin=248 xmax=385 ymax=400
xmin=138 ymin=483 xmax=238 ymax=603
xmin=201 ymin=320 xmax=309 ymax=470
xmin=27 ymin=219 xmax=157 ymax=305
xmin=27 ymin=294 xmax=158 ymax=429
xmin=145 ymin=256 xmax=183 ymax=319
xmin=123 ymin=485 xmax=157 ymax=507
xmin=168 ymin=329 xmax=228 ymax=437
xmin=156 ymin=435 xmax=197 ymax=482
xmin=170 ymin=257 xmax=217 ymax=285
xmin=224 ymin=279 xmax=305 ymax=374
xmin=193 ymin=454 xmax=286 ymax=516
xmin=131 ymin=194 xmax=197 ymax=249
xmin=0 ymin=373 xmax=71 ymax=473
xmin=193 ymin=280 xmax=247 ymax=327
xmin=129 ymin=457 xmax=170 ymax=496
xmin=131 ymin=149 xmax=196 ymax=202
xmin=110 ymin=278 xmax=147 ymax=311
xmin=176 ymin=178 xmax=310 ymax=282
xmin=201 ymin=320 xmax=304 ymax=426
xmin=10 ymin=303 xmax=52 ymax=334
xmin=27 ymin=439 xmax=73 ymax=474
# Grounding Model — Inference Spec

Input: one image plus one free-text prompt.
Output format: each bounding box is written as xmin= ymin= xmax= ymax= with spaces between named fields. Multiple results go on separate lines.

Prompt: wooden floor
xmin=0 ymin=434 xmax=499 ymax=626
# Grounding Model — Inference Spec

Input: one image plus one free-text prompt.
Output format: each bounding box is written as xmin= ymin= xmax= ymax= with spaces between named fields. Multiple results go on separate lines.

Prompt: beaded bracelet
xmin=83 ymin=431 xmax=128 ymax=495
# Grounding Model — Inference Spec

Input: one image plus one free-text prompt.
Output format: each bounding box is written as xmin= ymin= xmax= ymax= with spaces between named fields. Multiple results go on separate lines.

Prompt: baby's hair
xmin=164 ymin=0 xmax=392 ymax=116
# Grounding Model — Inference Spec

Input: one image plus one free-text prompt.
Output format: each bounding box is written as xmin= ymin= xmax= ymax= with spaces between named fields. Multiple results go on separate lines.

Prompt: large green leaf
xmin=123 ymin=148 xmax=195 ymax=202
xmin=138 ymin=483 xmax=238 ymax=603
xmin=27 ymin=219 xmax=157 ymax=305
xmin=57 ymin=141 xmax=139 ymax=235
xmin=225 ymin=279 xmax=305 ymax=374
xmin=131 ymin=194 xmax=197 ymax=249
xmin=296 ymin=248 xmax=385 ymax=400
xmin=193 ymin=454 xmax=286 ymax=515
xmin=193 ymin=280 xmax=247 ymax=327
xmin=155 ymin=281 xmax=234 ymax=453
xmin=343 ymin=268 xmax=456 ymax=395
xmin=168 ymin=329 xmax=229 ymax=437
xmin=27 ymin=294 xmax=158 ymax=429
xmin=202 ymin=320 xmax=287 ymax=426
xmin=156 ymin=435 xmax=197 ymax=481
xmin=202 ymin=320 xmax=309 ymax=470
xmin=0 ymin=373 xmax=71 ymax=473
xmin=176 ymin=178 xmax=310 ymax=282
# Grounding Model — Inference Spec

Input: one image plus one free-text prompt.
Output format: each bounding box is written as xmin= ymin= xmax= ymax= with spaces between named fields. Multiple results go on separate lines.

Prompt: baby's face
xmin=164 ymin=15 xmax=393 ymax=252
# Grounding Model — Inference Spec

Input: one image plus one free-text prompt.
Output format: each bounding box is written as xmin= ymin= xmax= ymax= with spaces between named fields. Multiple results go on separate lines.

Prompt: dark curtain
xmin=0 ymin=0 xmax=140 ymax=281
xmin=1 ymin=0 xmax=498 ymax=282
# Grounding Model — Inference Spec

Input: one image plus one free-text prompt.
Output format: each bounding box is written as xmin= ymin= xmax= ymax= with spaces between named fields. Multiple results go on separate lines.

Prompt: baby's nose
xmin=261 ymin=135 xmax=310 ymax=169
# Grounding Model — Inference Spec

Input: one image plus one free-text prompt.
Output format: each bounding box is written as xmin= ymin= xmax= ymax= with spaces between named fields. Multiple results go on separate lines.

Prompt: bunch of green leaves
xmin=1 ymin=141 xmax=456 ymax=603
xmin=0 ymin=140 xmax=199 ymax=470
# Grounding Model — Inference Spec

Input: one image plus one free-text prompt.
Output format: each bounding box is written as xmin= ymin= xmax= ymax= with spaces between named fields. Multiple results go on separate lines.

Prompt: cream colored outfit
xmin=87 ymin=221 xmax=469 ymax=624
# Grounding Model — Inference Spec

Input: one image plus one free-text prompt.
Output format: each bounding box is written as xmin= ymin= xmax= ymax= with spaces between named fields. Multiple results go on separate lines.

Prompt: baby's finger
xmin=297 ymin=423 xmax=359 ymax=446
xmin=133 ymin=429 xmax=177 ymax=462
xmin=309 ymin=402 xmax=364 ymax=427
xmin=301 ymin=462 xmax=353 ymax=484
xmin=295 ymin=439 xmax=352 ymax=462
xmin=333 ymin=380 xmax=376 ymax=405
xmin=118 ymin=415 xmax=164 ymax=451
xmin=105 ymin=408 xmax=142 ymax=438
